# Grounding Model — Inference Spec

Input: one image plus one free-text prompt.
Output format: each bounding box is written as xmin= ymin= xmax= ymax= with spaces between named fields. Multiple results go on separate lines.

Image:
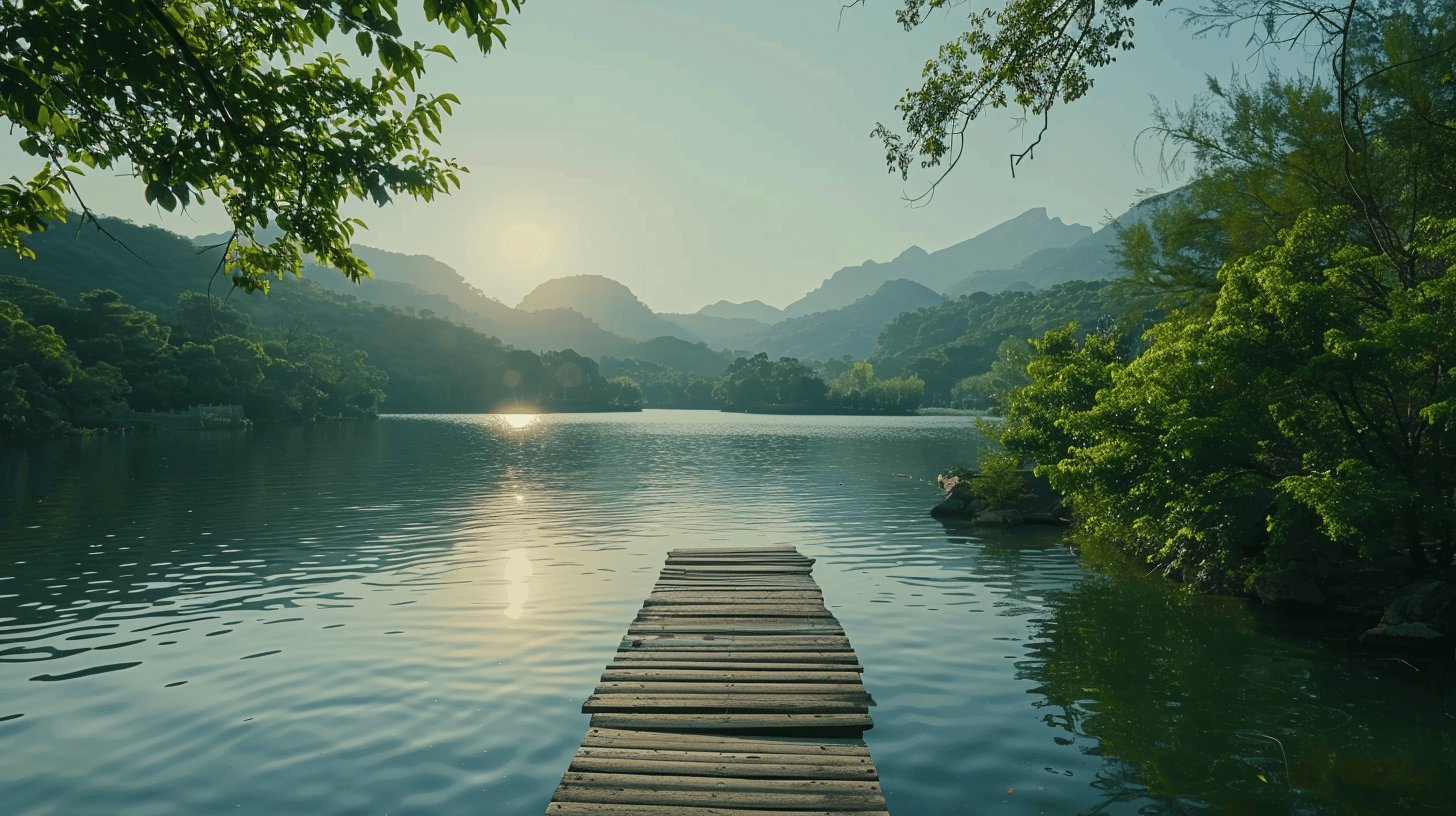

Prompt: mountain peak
xmin=518 ymin=275 xmax=700 ymax=343
xmin=894 ymin=245 xmax=929 ymax=262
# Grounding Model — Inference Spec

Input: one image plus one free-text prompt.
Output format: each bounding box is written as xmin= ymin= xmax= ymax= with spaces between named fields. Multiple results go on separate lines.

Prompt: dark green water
xmin=1 ymin=411 xmax=1451 ymax=815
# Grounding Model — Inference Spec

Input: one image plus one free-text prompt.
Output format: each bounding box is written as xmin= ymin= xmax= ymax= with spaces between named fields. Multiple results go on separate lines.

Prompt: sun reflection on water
xmin=502 ymin=549 xmax=533 ymax=620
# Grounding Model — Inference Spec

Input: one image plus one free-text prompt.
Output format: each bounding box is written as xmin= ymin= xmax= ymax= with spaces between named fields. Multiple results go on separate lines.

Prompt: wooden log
xmin=666 ymin=547 xmax=799 ymax=555
xmin=592 ymin=682 xmax=869 ymax=696
xmin=586 ymin=712 xmax=875 ymax=731
xmin=573 ymin=745 xmax=876 ymax=767
xmin=551 ymin=781 xmax=885 ymax=811
xmin=556 ymin=770 xmax=881 ymax=795
xmin=620 ymin=635 xmax=852 ymax=651
xmin=599 ymin=669 xmax=865 ymax=683
xmin=627 ymin=623 xmax=845 ymax=636
xmin=568 ymin=755 xmax=878 ymax=781
xmin=582 ymin=694 xmax=871 ymax=714
xmin=609 ymin=653 xmax=862 ymax=666
xmin=548 ymin=804 xmax=887 ymax=816
xmin=579 ymin=727 xmax=871 ymax=756
xmin=635 ymin=605 xmax=833 ymax=616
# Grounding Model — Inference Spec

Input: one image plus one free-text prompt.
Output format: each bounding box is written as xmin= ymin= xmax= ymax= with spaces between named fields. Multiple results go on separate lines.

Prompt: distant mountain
xmin=618 ymin=336 xmax=735 ymax=378
xmin=697 ymin=299 xmax=784 ymax=324
xmin=781 ymin=208 xmax=1091 ymax=318
xmin=751 ymin=279 xmax=946 ymax=362
xmin=518 ymin=275 xmax=701 ymax=344
xmin=660 ymin=312 xmax=772 ymax=350
xmin=190 ymin=233 xmax=637 ymax=358
xmin=943 ymin=212 xmax=1134 ymax=298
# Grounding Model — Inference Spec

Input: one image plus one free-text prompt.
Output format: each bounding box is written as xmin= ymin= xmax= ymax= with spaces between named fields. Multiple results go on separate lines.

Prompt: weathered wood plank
xmin=547 ymin=804 xmax=890 ymax=816
xmin=661 ymin=565 xmax=815 ymax=574
xmin=599 ymin=669 xmax=865 ymax=683
xmin=621 ymin=635 xmax=852 ymax=651
xmin=552 ymin=785 xmax=885 ymax=811
xmin=568 ymin=755 xmax=878 ymax=780
xmin=583 ymin=694 xmax=872 ymax=714
xmin=609 ymin=653 xmax=863 ymax=666
xmin=579 ymin=727 xmax=871 ymax=755
xmin=586 ymin=712 xmax=876 ymax=731
xmin=666 ymin=546 xmax=800 ymax=554
xmin=594 ymin=682 xmax=867 ymax=696
xmin=627 ymin=623 xmax=845 ymax=636
xmin=573 ymin=746 xmax=877 ymax=767
xmin=636 ymin=605 xmax=833 ymax=616
xmin=558 ymin=771 xmax=881 ymax=795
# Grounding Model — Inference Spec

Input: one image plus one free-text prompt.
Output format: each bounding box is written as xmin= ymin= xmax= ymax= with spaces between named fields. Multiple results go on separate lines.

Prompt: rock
xmin=1361 ymin=579 xmax=1456 ymax=646
xmin=929 ymin=469 xmax=1070 ymax=526
xmin=970 ymin=507 xmax=1024 ymax=526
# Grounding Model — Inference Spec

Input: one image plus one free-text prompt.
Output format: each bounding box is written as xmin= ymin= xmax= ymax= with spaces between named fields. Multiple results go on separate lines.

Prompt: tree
xmin=1 ymin=0 xmax=521 ymax=290
xmin=867 ymin=0 xmax=1438 ymax=203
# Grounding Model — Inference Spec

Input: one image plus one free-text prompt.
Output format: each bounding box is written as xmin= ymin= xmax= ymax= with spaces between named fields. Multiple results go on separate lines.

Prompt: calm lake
xmin=2 ymin=411 xmax=1451 ymax=815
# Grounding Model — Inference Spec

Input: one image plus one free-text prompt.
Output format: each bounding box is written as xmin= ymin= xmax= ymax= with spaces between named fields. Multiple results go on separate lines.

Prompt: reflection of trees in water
xmin=1020 ymin=571 xmax=1455 ymax=815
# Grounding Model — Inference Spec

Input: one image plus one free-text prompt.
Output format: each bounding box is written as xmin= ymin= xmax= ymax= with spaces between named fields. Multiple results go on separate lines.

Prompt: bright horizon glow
xmin=500 ymin=221 xmax=551 ymax=269
xmin=0 ymin=2 xmax=1267 ymax=314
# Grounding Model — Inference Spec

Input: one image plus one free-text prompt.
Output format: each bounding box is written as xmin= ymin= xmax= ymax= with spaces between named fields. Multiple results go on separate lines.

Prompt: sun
xmin=500 ymin=221 xmax=550 ymax=268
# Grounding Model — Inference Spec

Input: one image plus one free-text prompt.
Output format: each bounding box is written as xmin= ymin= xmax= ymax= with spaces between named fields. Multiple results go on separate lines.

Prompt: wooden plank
xmin=627 ymin=623 xmax=844 ymax=636
xmin=549 ymin=804 xmax=885 ymax=816
xmin=568 ymin=756 xmax=878 ymax=781
xmin=635 ymin=605 xmax=833 ymax=616
xmin=573 ymin=746 xmax=876 ymax=767
xmin=630 ymin=617 xmax=843 ymax=628
xmin=645 ymin=589 xmax=824 ymax=597
xmin=666 ymin=546 xmax=800 ymax=554
xmin=552 ymin=782 xmax=885 ymax=811
xmin=609 ymin=653 xmax=862 ymax=666
xmin=587 ymin=712 xmax=876 ymax=731
xmin=583 ymin=694 xmax=871 ymax=713
xmin=557 ymin=771 xmax=882 ymax=795
xmin=580 ymin=728 xmax=871 ymax=755
xmin=548 ymin=805 xmax=889 ymax=816
xmin=593 ymin=682 xmax=869 ymax=696
xmin=621 ymin=635 xmax=852 ymax=651
xmin=599 ymin=669 xmax=865 ymax=683
xmin=663 ymin=568 xmax=821 ymax=574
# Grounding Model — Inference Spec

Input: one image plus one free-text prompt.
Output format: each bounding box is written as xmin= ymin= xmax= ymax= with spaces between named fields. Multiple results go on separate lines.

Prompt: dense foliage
xmin=598 ymin=358 xmax=720 ymax=409
xmin=2 ymin=0 xmax=521 ymax=291
xmin=1 ymin=277 xmax=387 ymax=439
xmin=869 ymin=279 xmax=1130 ymax=403
xmin=712 ymin=353 xmax=924 ymax=414
xmin=982 ymin=0 xmax=1456 ymax=583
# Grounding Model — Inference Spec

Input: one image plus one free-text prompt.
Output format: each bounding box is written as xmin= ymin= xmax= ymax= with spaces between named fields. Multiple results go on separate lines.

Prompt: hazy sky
xmin=4 ymin=1 xmax=1275 ymax=314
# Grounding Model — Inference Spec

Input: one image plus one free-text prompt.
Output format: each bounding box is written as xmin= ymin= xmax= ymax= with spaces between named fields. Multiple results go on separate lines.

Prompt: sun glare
xmin=502 ymin=414 xmax=537 ymax=430
xmin=500 ymin=221 xmax=550 ymax=268
xmin=502 ymin=549 xmax=534 ymax=621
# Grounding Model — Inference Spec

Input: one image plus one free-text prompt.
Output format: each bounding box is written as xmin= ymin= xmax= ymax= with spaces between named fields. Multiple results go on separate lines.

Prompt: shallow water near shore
xmin=2 ymin=411 xmax=1451 ymax=815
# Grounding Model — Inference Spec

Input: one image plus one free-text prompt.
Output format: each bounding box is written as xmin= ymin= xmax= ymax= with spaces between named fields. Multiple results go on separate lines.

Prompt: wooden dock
xmin=545 ymin=546 xmax=889 ymax=815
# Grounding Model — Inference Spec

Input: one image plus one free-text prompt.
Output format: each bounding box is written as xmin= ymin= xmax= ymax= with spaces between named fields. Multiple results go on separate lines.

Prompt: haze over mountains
xmin=193 ymin=203 xmax=1131 ymax=369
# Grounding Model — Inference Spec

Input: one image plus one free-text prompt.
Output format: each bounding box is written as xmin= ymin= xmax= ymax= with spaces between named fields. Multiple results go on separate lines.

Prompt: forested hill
xmin=0 ymin=215 xmax=642 ymax=427
xmin=869 ymin=279 xmax=1126 ymax=403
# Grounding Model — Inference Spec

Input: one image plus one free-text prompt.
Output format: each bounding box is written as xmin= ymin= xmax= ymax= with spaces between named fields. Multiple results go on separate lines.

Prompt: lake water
xmin=2 ymin=411 xmax=1451 ymax=815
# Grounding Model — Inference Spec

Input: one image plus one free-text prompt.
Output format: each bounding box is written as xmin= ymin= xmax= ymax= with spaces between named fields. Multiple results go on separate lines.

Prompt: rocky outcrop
xmin=930 ymin=469 xmax=1070 ymax=526
xmin=1361 ymin=580 xmax=1456 ymax=647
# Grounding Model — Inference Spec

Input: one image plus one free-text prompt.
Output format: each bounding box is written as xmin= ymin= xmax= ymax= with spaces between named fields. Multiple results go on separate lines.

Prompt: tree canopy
xmin=1 ymin=0 xmax=521 ymax=291
xmin=976 ymin=0 xmax=1456 ymax=582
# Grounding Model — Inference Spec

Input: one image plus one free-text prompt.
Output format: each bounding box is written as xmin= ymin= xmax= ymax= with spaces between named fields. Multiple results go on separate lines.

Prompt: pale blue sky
xmin=3 ymin=1 xmax=1278 ymax=313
